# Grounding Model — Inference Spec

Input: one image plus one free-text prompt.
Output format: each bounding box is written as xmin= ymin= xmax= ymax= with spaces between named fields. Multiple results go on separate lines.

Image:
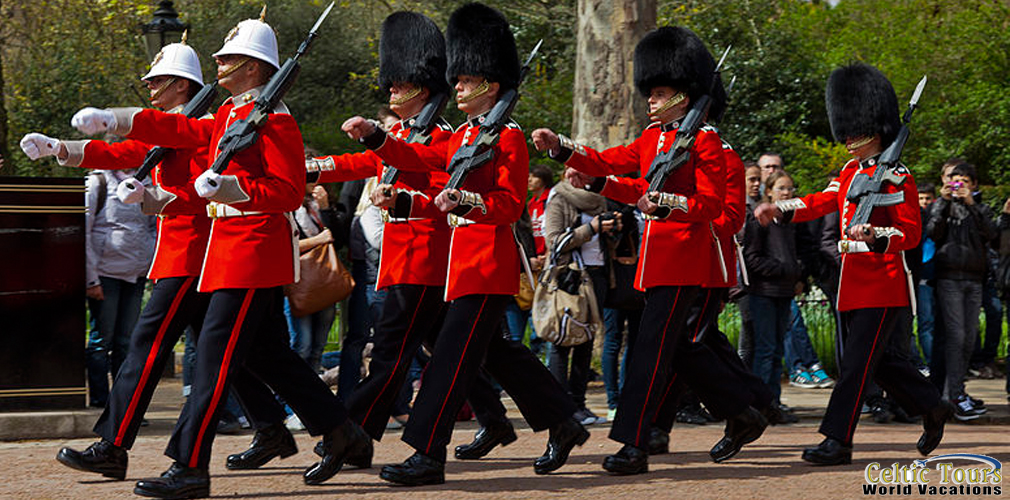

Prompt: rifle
xmin=379 ymin=91 xmax=450 ymax=193
xmin=130 ymin=82 xmax=220 ymax=184
xmin=643 ymin=46 xmax=731 ymax=206
xmin=443 ymin=39 xmax=543 ymax=197
xmin=206 ymin=2 xmax=334 ymax=186
xmin=844 ymin=75 xmax=927 ymax=234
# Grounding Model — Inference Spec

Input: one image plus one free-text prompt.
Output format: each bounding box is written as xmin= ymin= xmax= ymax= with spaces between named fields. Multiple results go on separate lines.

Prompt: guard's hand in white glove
xmin=116 ymin=177 xmax=144 ymax=204
xmin=71 ymin=107 xmax=117 ymax=136
xmin=20 ymin=133 xmax=61 ymax=160
xmin=194 ymin=170 xmax=221 ymax=198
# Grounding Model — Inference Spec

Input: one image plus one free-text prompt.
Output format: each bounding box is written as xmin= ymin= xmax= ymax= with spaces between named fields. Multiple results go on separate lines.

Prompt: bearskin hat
xmin=378 ymin=12 xmax=449 ymax=95
xmin=825 ymin=63 xmax=901 ymax=147
xmin=634 ymin=26 xmax=715 ymax=100
xmin=445 ymin=3 xmax=520 ymax=91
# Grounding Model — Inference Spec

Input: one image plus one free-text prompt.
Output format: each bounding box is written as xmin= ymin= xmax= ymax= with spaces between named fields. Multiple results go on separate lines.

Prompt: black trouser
xmin=403 ymin=294 xmax=576 ymax=462
xmin=237 ymin=284 xmax=538 ymax=442
xmin=610 ymin=286 xmax=699 ymax=448
xmin=166 ymin=287 xmax=347 ymax=469
xmin=652 ymin=288 xmax=773 ymax=432
xmin=94 ymin=276 xmax=208 ymax=449
xmin=346 ymin=284 xmax=448 ymax=440
xmin=819 ymin=307 xmax=940 ymax=445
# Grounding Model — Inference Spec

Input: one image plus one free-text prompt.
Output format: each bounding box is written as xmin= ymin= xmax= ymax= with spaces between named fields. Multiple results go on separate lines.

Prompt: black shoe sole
xmin=225 ymin=445 xmax=298 ymax=470
xmin=133 ymin=484 xmax=209 ymax=499
xmin=56 ymin=450 xmax=126 ymax=480
xmin=602 ymin=458 xmax=648 ymax=475
xmin=455 ymin=429 xmax=519 ymax=460
xmin=532 ymin=428 xmax=589 ymax=475
xmin=379 ymin=469 xmax=445 ymax=486
xmin=801 ymin=451 xmax=852 ymax=466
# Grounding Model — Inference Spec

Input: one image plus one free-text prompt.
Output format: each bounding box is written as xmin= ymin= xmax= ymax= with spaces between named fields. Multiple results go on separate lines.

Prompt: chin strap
xmin=217 ymin=56 xmax=251 ymax=79
xmin=390 ymin=85 xmax=422 ymax=105
xmin=647 ymin=92 xmax=686 ymax=117
xmin=458 ymin=80 xmax=490 ymax=104
xmin=150 ymin=76 xmax=179 ymax=101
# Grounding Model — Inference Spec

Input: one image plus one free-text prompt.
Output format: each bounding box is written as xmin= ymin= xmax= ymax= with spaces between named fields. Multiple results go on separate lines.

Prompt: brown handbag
xmin=284 ymin=242 xmax=355 ymax=318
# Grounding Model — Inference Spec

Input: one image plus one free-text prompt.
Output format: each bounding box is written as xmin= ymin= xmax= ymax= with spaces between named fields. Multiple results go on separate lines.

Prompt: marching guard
xmin=70 ymin=14 xmax=370 ymax=497
xmin=343 ymin=3 xmax=589 ymax=485
xmin=23 ymin=40 xmax=214 ymax=482
xmin=753 ymin=63 xmax=952 ymax=465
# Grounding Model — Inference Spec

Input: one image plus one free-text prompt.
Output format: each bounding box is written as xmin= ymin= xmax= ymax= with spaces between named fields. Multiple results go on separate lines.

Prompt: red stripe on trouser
xmin=188 ymin=289 xmax=255 ymax=468
xmin=634 ymin=288 xmax=681 ymax=446
xmin=115 ymin=276 xmax=195 ymax=446
xmin=361 ymin=286 xmax=427 ymax=428
xmin=844 ymin=309 xmax=888 ymax=443
xmin=426 ymin=296 xmax=488 ymax=454
xmin=653 ymin=372 xmax=680 ymax=422
xmin=691 ymin=289 xmax=712 ymax=342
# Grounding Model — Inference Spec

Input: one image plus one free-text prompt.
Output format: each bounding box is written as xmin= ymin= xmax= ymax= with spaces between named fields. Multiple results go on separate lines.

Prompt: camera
xmin=950 ymin=181 xmax=964 ymax=190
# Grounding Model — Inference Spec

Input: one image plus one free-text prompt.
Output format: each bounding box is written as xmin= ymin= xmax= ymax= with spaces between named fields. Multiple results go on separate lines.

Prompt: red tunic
xmin=310 ymin=118 xmax=452 ymax=290
xmin=781 ymin=157 xmax=919 ymax=311
xmin=121 ymin=88 xmax=305 ymax=292
xmin=370 ymin=117 xmax=527 ymax=301
xmin=563 ymin=121 xmax=726 ymax=290
xmin=707 ymin=142 xmax=746 ymax=288
xmin=71 ymin=138 xmax=211 ymax=281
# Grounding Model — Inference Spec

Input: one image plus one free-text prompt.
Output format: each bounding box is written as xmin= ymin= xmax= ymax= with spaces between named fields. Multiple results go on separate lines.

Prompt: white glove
xmin=194 ymin=170 xmax=221 ymax=198
xmin=71 ymin=107 xmax=117 ymax=136
xmin=116 ymin=177 xmax=145 ymax=204
xmin=20 ymin=133 xmax=61 ymax=160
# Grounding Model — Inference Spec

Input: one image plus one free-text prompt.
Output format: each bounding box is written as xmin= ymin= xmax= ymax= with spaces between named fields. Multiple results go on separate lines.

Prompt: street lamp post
xmin=140 ymin=0 xmax=189 ymax=61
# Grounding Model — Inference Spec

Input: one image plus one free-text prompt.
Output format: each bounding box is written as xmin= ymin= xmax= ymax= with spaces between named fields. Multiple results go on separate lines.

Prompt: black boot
xmin=313 ymin=437 xmax=373 ymax=469
xmin=455 ymin=420 xmax=518 ymax=460
xmin=304 ymin=419 xmax=373 ymax=485
xmin=710 ymin=406 xmax=767 ymax=463
xmin=56 ymin=440 xmax=128 ymax=480
xmin=648 ymin=426 xmax=670 ymax=455
xmin=134 ymin=462 xmax=209 ymax=499
xmin=533 ymin=417 xmax=589 ymax=474
xmin=380 ymin=452 xmax=445 ymax=486
xmin=602 ymin=444 xmax=648 ymax=475
xmin=802 ymin=437 xmax=852 ymax=465
xmin=226 ymin=423 xmax=297 ymax=470
xmin=917 ymin=401 xmax=954 ymax=456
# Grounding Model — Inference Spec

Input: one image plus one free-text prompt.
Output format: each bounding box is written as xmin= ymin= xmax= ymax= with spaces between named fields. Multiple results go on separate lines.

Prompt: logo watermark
xmin=862 ymin=454 xmax=1002 ymax=496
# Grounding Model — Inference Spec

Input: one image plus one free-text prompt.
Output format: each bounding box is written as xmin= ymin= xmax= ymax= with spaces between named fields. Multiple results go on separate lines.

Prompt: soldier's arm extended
xmin=552 ymin=133 xmax=645 ymax=178
xmin=108 ymin=108 xmax=216 ymax=150
xmin=308 ymin=150 xmax=384 ymax=184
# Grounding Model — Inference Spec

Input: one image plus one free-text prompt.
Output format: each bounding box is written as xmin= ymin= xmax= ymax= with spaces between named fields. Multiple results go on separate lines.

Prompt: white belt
xmin=838 ymin=240 xmax=870 ymax=254
xmin=206 ymin=202 xmax=263 ymax=219
xmin=447 ymin=213 xmax=475 ymax=227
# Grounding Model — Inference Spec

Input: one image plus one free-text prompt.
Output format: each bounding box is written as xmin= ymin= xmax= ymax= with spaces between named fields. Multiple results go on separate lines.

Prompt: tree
xmin=570 ymin=0 xmax=655 ymax=150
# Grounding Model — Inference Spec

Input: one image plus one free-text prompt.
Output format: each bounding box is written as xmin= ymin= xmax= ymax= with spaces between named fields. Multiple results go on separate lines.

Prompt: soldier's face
xmin=455 ymin=75 xmax=498 ymax=116
xmin=648 ymin=86 xmax=688 ymax=122
xmin=389 ymin=82 xmax=428 ymax=118
xmin=845 ymin=134 xmax=882 ymax=159
xmin=144 ymin=76 xmax=177 ymax=109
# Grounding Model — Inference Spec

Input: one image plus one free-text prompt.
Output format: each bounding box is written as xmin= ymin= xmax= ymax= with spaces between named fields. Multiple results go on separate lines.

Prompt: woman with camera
xmin=542 ymin=167 xmax=622 ymax=426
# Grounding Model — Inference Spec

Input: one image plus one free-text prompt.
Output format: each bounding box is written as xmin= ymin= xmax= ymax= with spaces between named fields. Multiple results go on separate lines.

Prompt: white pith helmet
xmin=212 ymin=7 xmax=280 ymax=70
xmin=143 ymin=39 xmax=204 ymax=85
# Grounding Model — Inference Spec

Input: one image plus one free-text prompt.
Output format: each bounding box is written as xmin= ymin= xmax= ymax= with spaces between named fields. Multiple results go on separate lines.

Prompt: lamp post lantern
xmin=140 ymin=1 xmax=189 ymax=61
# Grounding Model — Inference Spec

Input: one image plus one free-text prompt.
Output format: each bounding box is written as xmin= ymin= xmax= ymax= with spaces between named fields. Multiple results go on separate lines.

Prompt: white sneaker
xmin=285 ymin=413 xmax=306 ymax=431
xmin=607 ymin=408 xmax=617 ymax=422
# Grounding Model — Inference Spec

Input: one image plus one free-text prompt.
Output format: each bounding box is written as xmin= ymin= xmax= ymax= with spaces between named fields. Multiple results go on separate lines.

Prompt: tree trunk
xmin=571 ymin=0 xmax=655 ymax=149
